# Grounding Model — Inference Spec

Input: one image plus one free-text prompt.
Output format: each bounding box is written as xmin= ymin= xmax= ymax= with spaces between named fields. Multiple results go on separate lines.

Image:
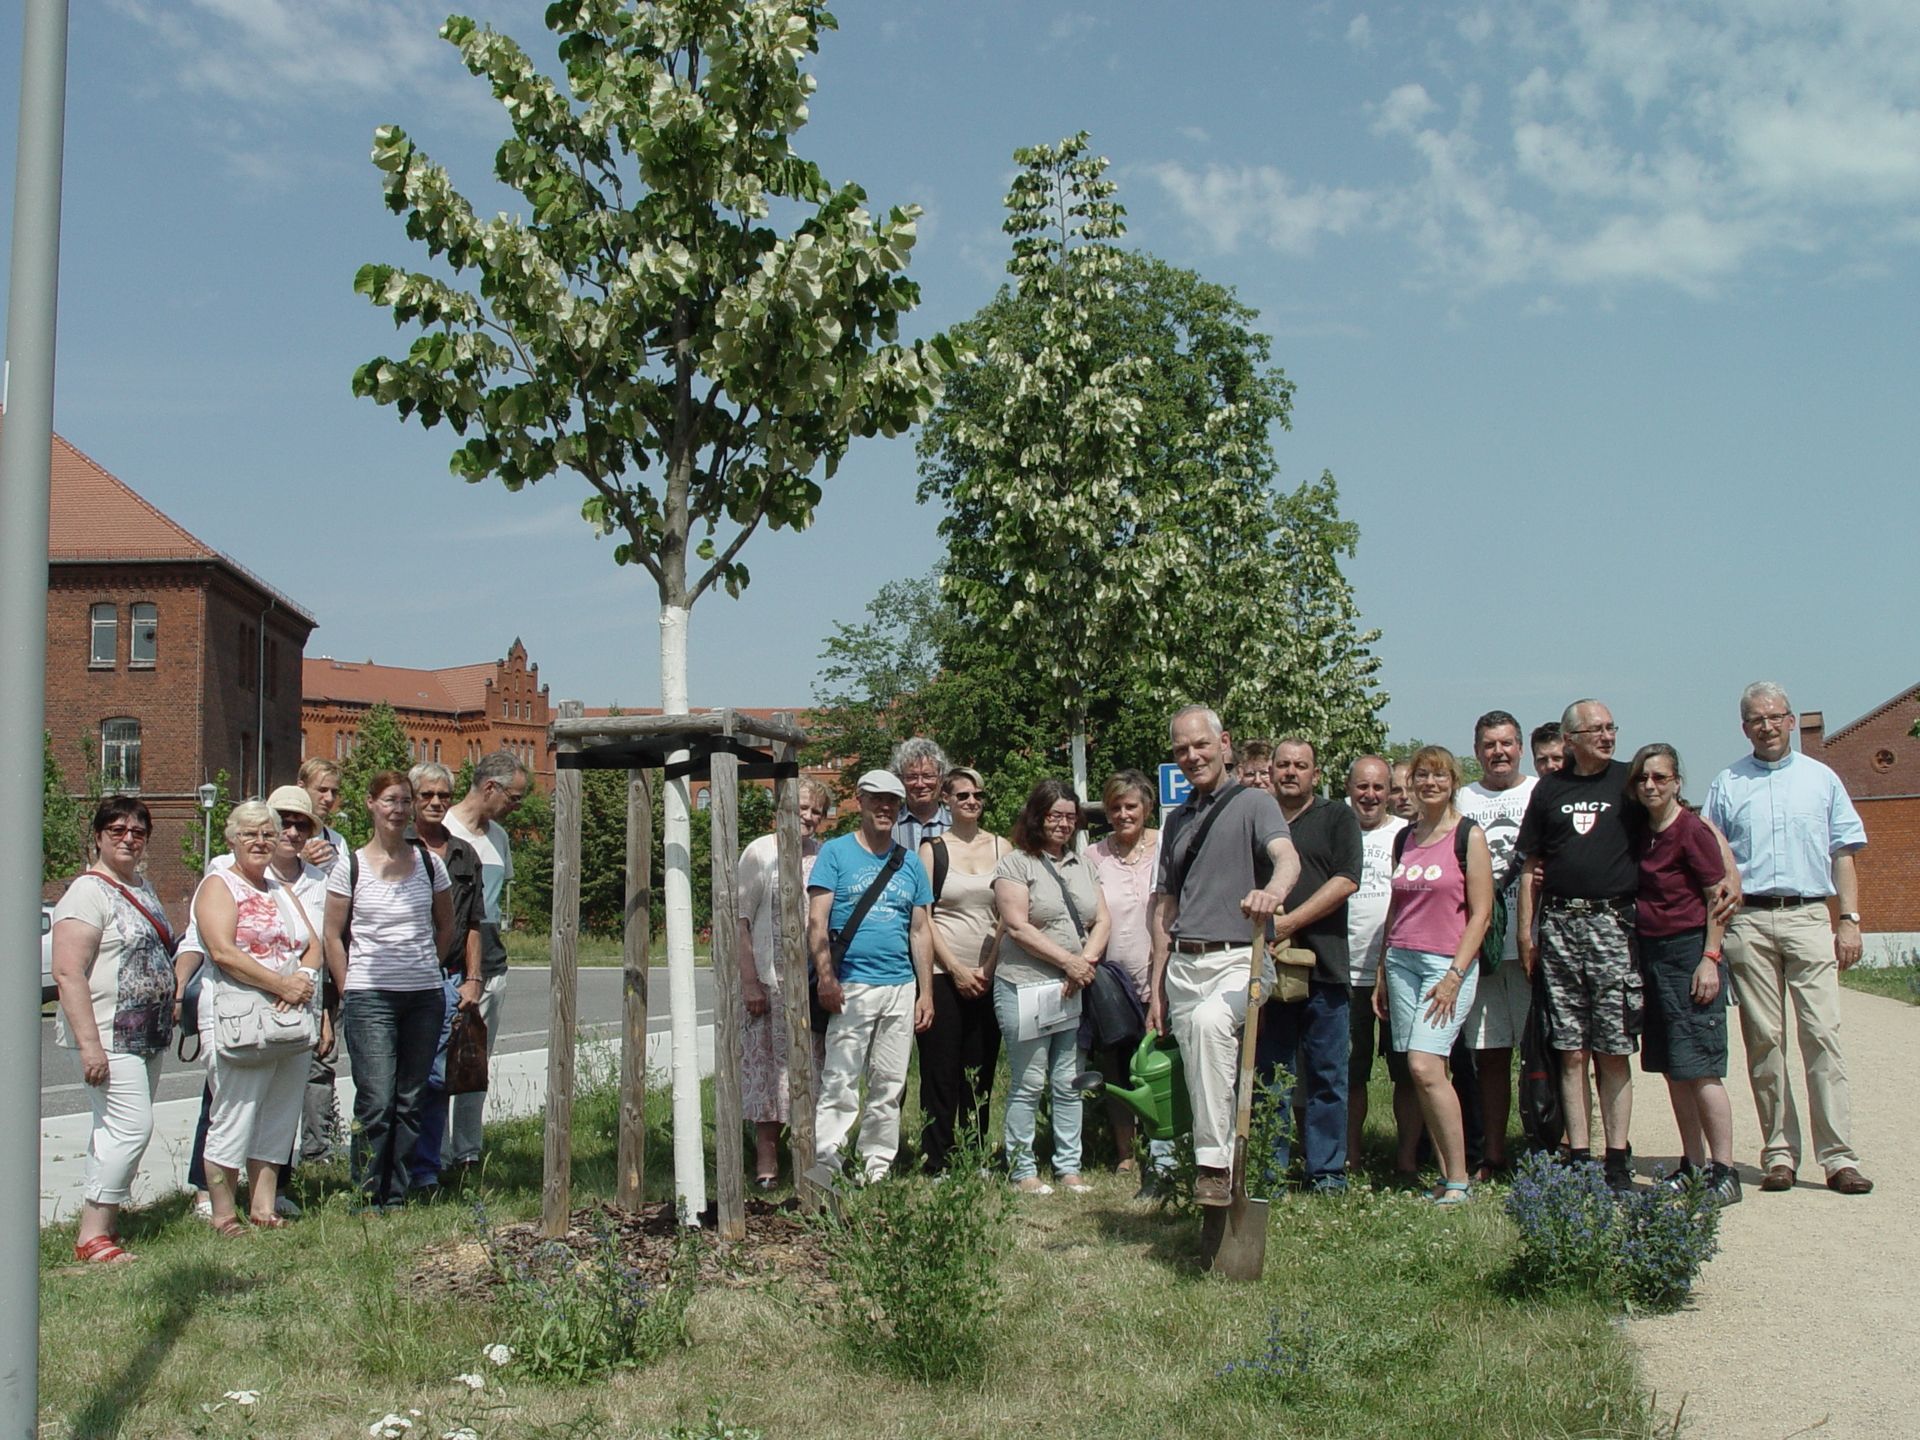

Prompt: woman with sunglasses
xmin=915 ymin=767 xmax=1006 ymax=1174
xmin=1625 ymin=743 xmax=1741 ymax=1205
xmin=50 ymin=797 xmax=176 ymax=1262
xmin=190 ymin=796 xmax=324 ymax=1233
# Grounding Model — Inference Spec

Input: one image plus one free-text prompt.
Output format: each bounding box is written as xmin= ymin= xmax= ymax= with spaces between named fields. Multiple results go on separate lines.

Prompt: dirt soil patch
xmin=404 ymin=1198 xmax=832 ymax=1304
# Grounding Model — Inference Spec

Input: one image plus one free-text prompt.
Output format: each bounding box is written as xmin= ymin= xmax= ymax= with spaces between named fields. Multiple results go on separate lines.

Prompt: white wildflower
xmin=223 ymin=1390 xmax=260 ymax=1407
xmin=443 ymin=1430 xmax=480 ymax=1440
xmin=483 ymin=1343 xmax=513 ymax=1367
xmin=369 ymin=1416 xmax=414 ymax=1439
xmin=452 ymin=1373 xmax=485 ymax=1392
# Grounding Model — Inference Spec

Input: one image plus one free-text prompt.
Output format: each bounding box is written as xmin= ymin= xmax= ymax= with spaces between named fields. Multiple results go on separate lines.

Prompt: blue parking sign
xmin=1158 ymin=763 xmax=1191 ymax=809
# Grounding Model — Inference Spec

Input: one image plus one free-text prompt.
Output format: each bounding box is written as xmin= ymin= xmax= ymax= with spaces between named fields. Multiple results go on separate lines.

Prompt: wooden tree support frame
xmin=540 ymin=707 xmax=811 ymax=1238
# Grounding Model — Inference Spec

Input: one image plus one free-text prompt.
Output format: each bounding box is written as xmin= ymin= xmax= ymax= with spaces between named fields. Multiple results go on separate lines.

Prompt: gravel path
xmin=1628 ymin=983 xmax=1916 ymax=1438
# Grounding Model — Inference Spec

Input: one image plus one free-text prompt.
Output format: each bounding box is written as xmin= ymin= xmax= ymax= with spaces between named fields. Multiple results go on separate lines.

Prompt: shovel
xmin=1199 ymin=918 xmax=1270 ymax=1281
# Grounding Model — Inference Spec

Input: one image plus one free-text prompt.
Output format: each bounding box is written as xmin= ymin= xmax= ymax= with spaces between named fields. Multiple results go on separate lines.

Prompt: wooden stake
xmin=616 ymin=767 xmax=652 ymax=1211
xmin=709 ymin=748 xmax=745 ymax=1238
xmin=542 ymin=699 xmax=585 ymax=1237
xmin=772 ymin=716 xmax=820 ymax=1212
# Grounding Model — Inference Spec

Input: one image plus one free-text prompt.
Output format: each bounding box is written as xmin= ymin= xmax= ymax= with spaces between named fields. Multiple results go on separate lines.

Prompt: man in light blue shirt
xmin=1703 ymin=681 xmax=1871 ymax=1196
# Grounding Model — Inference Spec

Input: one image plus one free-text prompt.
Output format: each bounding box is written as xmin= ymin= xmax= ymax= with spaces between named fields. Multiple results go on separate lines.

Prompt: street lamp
xmin=197 ymin=782 xmax=218 ymax=870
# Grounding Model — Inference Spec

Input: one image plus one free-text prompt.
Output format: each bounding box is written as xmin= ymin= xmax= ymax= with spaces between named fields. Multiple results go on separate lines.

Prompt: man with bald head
xmin=1516 ymin=700 xmax=1641 ymax=1191
xmin=1147 ymin=705 xmax=1301 ymax=1207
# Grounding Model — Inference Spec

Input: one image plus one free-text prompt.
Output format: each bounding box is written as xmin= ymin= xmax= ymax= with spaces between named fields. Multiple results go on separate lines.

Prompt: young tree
xmin=351 ymin=1 xmax=950 ymax=1217
xmin=335 ymin=703 xmax=415 ymax=849
xmin=41 ymin=731 xmax=87 ymax=883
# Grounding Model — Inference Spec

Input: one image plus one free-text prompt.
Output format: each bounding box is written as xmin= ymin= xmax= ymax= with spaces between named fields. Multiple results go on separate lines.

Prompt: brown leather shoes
xmin=1195 ymin=1169 xmax=1233 ymax=1207
xmin=1759 ymin=1164 xmax=1795 ymax=1192
xmin=1826 ymin=1167 xmax=1874 ymax=1195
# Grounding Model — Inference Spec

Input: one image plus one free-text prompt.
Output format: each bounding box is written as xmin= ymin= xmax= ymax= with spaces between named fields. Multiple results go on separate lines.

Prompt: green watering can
xmin=1072 ymin=1032 xmax=1191 ymax=1141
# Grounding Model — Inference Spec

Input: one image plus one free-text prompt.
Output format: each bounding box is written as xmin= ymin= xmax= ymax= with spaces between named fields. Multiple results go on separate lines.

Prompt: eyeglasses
xmin=1634 ymin=773 xmax=1678 ymax=788
xmin=277 ymin=814 xmax=316 ymax=832
xmin=415 ymin=790 xmax=453 ymax=801
xmin=949 ymin=789 xmax=986 ymax=803
xmin=102 ymin=824 xmax=148 ymax=841
xmin=235 ymin=828 xmax=279 ymax=844
xmin=1570 ymin=723 xmax=1618 ymax=736
xmin=1743 ymin=711 xmax=1793 ymax=730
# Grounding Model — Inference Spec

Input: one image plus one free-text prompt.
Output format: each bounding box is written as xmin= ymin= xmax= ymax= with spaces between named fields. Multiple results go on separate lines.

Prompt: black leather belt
xmin=1743 ymin=894 xmax=1824 ymax=910
xmin=1171 ymin=939 xmax=1241 ymax=954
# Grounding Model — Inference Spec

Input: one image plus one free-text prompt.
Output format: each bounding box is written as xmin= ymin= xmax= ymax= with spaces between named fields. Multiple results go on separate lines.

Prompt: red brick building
xmin=39 ymin=427 xmax=316 ymax=917
xmin=1798 ymin=685 xmax=1920 ymax=955
xmin=301 ymin=640 xmax=555 ymax=791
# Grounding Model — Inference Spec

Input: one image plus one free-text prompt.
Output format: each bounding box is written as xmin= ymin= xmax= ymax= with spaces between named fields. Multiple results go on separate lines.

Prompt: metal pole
xmin=0 ymin=0 xmax=71 ymax=1431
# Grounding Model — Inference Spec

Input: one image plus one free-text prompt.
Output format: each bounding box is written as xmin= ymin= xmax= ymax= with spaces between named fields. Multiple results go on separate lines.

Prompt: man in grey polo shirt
xmin=1147 ymin=705 xmax=1300 ymax=1207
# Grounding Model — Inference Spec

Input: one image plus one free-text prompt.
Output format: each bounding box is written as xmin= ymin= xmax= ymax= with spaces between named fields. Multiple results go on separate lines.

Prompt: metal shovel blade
xmin=1200 ymin=1136 xmax=1269 ymax=1280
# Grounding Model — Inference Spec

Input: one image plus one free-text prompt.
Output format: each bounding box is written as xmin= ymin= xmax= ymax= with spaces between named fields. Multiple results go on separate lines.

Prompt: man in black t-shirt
xmin=1515 ymin=699 xmax=1641 ymax=1190
xmin=1253 ymin=739 xmax=1362 ymax=1191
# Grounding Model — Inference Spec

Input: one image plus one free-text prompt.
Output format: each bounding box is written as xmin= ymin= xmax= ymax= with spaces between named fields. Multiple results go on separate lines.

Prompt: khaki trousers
xmin=1165 ymin=945 xmax=1252 ymax=1171
xmin=1725 ymin=904 xmax=1859 ymax=1174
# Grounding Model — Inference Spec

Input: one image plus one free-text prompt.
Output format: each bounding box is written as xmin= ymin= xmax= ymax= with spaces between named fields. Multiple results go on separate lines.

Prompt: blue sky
xmin=7 ymin=0 xmax=1918 ymax=790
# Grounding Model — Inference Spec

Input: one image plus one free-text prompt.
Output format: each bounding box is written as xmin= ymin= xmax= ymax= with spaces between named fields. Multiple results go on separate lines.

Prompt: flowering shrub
xmin=1504 ymin=1152 xmax=1721 ymax=1312
xmin=1218 ymin=1309 xmax=1319 ymax=1399
xmin=486 ymin=1219 xmax=695 ymax=1381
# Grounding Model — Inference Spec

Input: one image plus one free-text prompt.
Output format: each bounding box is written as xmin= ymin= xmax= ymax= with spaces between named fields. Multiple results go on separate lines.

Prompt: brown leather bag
xmin=445 ymin=1008 xmax=490 ymax=1095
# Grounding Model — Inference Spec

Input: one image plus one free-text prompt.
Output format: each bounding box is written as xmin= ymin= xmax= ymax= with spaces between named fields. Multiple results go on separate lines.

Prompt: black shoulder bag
xmin=1166 ymin=782 xmax=1247 ymax=905
xmin=809 ymin=845 xmax=907 ymax=1035
xmin=927 ymin=836 xmax=950 ymax=906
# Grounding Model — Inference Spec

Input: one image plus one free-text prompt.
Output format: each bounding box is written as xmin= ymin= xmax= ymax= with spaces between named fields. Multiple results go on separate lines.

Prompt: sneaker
xmin=1708 ymin=1164 xmax=1743 ymax=1207
xmin=1658 ymin=1159 xmax=1700 ymax=1192
xmin=1058 ymin=1174 xmax=1093 ymax=1194
xmin=1194 ymin=1169 xmax=1233 ymax=1208
xmin=273 ymin=1194 xmax=302 ymax=1219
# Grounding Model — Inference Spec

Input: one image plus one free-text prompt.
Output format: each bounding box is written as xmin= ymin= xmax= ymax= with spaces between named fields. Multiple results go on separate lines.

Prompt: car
xmin=41 ymin=905 xmax=56 ymax=1004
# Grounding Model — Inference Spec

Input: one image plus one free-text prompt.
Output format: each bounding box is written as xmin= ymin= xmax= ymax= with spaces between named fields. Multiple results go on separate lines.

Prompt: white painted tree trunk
xmin=1071 ymin=725 xmax=1089 ymax=854
xmin=659 ymin=603 xmax=706 ymax=1224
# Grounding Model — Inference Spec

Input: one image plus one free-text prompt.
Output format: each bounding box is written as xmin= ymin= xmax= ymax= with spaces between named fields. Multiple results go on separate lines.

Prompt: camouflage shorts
xmin=1538 ymin=905 xmax=1641 ymax=1056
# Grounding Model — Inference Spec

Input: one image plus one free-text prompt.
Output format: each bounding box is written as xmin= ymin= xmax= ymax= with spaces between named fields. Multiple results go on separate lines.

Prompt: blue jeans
xmin=992 ymin=978 xmax=1083 ymax=1181
xmin=407 ymin=977 xmax=462 ymax=1188
xmin=343 ymin=987 xmax=444 ymax=1208
xmin=1255 ymin=983 xmax=1351 ymax=1185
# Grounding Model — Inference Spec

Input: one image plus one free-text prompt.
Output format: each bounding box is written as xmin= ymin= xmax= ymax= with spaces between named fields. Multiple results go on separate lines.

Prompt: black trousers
xmin=916 ymin=973 xmax=1001 ymax=1172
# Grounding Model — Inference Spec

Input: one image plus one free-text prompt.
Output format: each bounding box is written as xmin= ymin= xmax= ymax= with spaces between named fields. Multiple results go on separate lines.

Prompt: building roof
xmin=22 ymin=420 xmax=317 ymax=625
xmin=303 ymin=657 xmax=497 ymax=716
xmin=1821 ymin=682 xmax=1920 ymax=747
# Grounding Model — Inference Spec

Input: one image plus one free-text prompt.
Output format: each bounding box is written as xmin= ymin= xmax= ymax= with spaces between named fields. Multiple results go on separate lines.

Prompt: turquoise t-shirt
xmin=809 ymin=834 xmax=931 ymax=986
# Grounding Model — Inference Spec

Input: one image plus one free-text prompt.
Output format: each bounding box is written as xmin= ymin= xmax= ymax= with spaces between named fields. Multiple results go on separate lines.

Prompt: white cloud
xmin=1178 ymin=125 xmax=1212 ymax=145
xmin=1372 ymin=83 xmax=1438 ymax=136
xmin=1146 ymin=163 xmax=1372 ymax=255
xmin=1046 ymin=11 xmax=1100 ymax=45
xmin=1346 ymin=14 xmax=1373 ymax=50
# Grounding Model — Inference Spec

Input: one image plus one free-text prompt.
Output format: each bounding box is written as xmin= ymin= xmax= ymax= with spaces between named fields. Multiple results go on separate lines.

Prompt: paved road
xmin=39 ymin=965 xmax=714 ymax=1117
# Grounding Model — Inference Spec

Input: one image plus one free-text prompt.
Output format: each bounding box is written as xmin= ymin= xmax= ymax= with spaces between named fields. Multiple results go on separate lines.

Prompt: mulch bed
xmin=403 ymin=1197 xmax=833 ymax=1304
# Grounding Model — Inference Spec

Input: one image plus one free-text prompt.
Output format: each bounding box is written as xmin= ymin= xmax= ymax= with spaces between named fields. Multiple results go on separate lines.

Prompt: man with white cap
xmin=806 ymin=769 xmax=935 ymax=1185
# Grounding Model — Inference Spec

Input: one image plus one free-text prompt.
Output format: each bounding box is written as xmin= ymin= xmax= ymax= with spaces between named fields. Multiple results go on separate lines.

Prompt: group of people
xmin=49 ymin=752 xmax=529 ymax=1262
xmin=745 ymin=681 xmax=1875 ymax=1211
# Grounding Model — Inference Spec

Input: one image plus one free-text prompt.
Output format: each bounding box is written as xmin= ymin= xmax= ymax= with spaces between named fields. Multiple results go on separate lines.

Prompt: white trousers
xmin=84 ymin=1050 xmax=163 ymax=1205
xmin=814 ymin=981 xmax=916 ymax=1180
xmin=449 ymin=972 xmax=509 ymax=1163
xmin=1165 ymin=946 xmax=1253 ymax=1170
xmin=205 ymin=1045 xmax=310 ymax=1170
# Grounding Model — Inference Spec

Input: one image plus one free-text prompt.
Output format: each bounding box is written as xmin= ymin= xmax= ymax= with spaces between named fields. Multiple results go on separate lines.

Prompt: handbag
xmin=210 ymin=888 xmax=318 ymax=1067
xmin=445 ymin=1007 xmax=491 ymax=1095
xmin=1518 ymin=962 xmax=1564 ymax=1152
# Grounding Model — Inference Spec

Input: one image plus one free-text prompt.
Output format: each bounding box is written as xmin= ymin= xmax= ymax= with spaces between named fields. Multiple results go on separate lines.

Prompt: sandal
xmin=74 ymin=1236 xmax=136 ymax=1264
xmin=210 ymin=1216 xmax=248 ymax=1237
xmin=1429 ymin=1180 xmax=1472 ymax=1207
xmin=1058 ymin=1174 xmax=1093 ymax=1194
xmin=1012 ymin=1177 xmax=1053 ymax=1196
xmin=248 ymin=1213 xmax=289 ymax=1230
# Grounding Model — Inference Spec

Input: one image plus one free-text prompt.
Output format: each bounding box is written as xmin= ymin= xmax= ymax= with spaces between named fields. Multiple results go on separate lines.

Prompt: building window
xmin=90 ymin=604 xmax=117 ymax=667
xmin=129 ymin=603 xmax=157 ymax=667
xmin=695 ymin=786 xmax=711 ymax=812
xmin=101 ymin=718 xmax=141 ymax=790
xmin=433 ymin=739 xmax=441 ymax=762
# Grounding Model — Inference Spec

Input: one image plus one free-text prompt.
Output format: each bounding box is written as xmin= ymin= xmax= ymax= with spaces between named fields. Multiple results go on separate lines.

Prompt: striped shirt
xmin=326 ymin=845 xmax=450 ymax=992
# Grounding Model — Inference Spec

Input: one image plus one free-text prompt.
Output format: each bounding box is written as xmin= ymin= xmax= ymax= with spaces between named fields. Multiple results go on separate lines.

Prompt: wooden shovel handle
xmin=1233 ymin=917 xmax=1266 ymax=1145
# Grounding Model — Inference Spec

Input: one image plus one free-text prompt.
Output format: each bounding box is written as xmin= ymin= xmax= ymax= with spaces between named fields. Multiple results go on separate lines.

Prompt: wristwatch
xmin=1838 ymin=911 xmax=1862 ymax=924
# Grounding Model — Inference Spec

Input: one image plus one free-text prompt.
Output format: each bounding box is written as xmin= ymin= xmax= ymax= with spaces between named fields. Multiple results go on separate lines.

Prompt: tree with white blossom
xmin=353 ymin=0 xmax=951 ymax=1221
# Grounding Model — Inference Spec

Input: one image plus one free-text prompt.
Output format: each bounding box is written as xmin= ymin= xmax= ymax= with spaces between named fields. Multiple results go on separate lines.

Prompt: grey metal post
xmin=0 ymin=0 xmax=71 ymax=1430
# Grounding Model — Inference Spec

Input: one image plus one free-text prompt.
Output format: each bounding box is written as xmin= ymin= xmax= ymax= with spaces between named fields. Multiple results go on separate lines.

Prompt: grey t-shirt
xmin=1154 ymin=782 xmax=1291 ymax=943
xmin=993 ymin=847 xmax=1101 ymax=988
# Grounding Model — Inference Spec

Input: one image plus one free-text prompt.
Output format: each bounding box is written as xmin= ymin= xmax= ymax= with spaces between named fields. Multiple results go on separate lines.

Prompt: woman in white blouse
xmin=1086 ymin=770 xmax=1160 ymax=1170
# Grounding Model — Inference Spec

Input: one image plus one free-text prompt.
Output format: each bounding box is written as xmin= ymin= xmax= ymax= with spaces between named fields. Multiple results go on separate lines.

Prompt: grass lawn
xmin=40 ymin=1062 xmax=1671 ymax=1440
xmin=502 ymin=931 xmax=711 ymax=967
xmin=1840 ymin=962 xmax=1920 ymax=1006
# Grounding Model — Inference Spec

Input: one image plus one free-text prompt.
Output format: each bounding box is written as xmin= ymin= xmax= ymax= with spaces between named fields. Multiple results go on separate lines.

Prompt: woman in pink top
xmin=1371 ymin=745 xmax=1492 ymax=1203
